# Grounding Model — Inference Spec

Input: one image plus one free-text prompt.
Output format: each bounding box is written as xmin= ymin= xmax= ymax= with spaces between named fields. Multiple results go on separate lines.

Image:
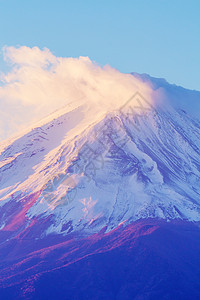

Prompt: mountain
xmin=0 ymin=74 xmax=200 ymax=299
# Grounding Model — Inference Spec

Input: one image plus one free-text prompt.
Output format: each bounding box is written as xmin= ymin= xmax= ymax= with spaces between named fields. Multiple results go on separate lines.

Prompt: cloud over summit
xmin=0 ymin=46 xmax=152 ymax=141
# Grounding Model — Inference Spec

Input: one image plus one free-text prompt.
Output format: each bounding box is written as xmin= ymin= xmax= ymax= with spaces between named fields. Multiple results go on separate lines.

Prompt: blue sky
xmin=0 ymin=0 xmax=200 ymax=90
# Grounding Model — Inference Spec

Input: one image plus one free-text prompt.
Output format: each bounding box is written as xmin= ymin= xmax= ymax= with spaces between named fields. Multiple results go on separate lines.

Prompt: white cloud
xmin=0 ymin=46 xmax=153 ymax=141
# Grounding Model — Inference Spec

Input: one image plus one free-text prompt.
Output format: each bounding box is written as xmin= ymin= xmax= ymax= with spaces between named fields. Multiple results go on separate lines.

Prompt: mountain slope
xmin=1 ymin=78 xmax=200 ymax=236
xmin=1 ymin=74 xmax=200 ymax=299
xmin=0 ymin=220 xmax=200 ymax=300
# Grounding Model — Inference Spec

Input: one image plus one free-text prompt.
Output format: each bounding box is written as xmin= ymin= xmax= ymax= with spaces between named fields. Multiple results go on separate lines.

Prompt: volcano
xmin=0 ymin=73 xmax=200 ymax=299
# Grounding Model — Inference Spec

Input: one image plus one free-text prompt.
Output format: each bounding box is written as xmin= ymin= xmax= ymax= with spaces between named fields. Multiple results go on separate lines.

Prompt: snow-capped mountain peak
xmin=1 ymin=74 xmax=200 ymax=238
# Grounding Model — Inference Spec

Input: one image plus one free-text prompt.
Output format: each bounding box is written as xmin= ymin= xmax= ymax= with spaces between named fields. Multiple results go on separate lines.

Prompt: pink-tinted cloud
xmin=0 ymin=46 xmax=153 ymax=141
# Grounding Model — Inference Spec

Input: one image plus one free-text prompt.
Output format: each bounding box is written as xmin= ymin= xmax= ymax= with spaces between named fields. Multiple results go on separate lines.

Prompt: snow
xmin=1 ymin=73 xmax=200 ymax=235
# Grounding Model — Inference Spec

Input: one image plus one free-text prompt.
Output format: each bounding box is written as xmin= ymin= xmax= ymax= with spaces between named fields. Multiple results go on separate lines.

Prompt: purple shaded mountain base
xmin=0 ymin=219 xmax=200 ymax=299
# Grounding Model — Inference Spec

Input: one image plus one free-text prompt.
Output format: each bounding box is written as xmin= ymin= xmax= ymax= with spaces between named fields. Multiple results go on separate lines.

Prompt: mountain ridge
xmin=1 ymin=73 xmax=200 ymax=299
xmin=1 ymin=75 xmax=200 ymax=238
